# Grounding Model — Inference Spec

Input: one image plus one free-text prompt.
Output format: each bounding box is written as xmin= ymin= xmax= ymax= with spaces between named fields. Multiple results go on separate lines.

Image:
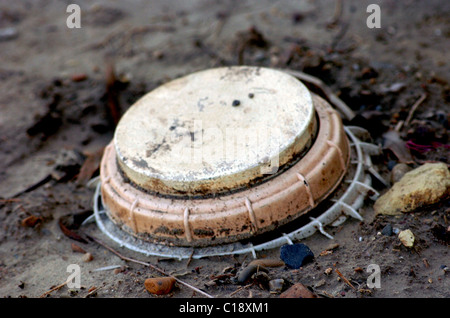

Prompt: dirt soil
xmin=0 ymin=0 xmax=449 ymax=299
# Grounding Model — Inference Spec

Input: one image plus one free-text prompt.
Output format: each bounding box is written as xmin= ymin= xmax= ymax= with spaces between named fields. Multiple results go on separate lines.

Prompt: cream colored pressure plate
xmin=114 ymin=66 xmax=317 ymax=196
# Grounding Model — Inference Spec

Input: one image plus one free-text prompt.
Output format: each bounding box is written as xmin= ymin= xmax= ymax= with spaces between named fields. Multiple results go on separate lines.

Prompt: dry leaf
xmin=76 ymin=147 xmax=104 ymax=185
xmin=382 ymin=129 xmax=413 ymax=163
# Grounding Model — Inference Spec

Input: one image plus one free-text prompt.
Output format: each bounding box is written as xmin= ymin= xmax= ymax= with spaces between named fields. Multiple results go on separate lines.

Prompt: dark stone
xmin=381 ymin=224 xmax=393 ymax=236
xmin=280 ymin=243 xmax=314 ymax=269
xmin=232 ymin=100 xmax=241 ymax=107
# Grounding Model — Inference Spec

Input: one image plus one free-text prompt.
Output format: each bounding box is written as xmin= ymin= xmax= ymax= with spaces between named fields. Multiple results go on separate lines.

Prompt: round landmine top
xmin=114 ymin=66 xmax=316 ymax=196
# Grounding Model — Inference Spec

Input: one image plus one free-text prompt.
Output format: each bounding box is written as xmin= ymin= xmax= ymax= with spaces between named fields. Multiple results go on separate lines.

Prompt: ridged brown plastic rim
xmin=99 ymin=66 xmax=350 ymax=247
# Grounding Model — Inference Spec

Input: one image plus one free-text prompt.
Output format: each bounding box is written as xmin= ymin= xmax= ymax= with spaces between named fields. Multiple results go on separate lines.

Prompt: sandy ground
xmin=0 ymin=0 xmax=449 ymax=299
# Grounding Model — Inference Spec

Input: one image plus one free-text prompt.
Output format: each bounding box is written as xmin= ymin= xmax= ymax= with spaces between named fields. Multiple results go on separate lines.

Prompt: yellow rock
xmin=374 ymin=163 xmax=450 ymax=215
xmin=398 ymin=229 xmax=415 ymax=248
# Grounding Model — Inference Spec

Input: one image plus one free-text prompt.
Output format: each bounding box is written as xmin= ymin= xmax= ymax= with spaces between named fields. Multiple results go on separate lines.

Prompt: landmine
xmin=92 ymin=66 xmax=382 ymax=258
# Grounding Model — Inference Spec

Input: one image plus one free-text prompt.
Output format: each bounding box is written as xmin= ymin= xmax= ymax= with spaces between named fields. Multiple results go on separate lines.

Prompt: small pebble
xmin=380 ymin=82 xmax=406 ymax=94
xmin=71 ymin=73 xmax=88 ymax=82
xmin=390 ymin=163 xmax=412 ymax=184
xmin=398 ymin=229 xmax=415 ymax=248
xmin=144 ymin=277 xmax=176 ymax=295
xmin=280 ymin=243 xmax=314 ymax=269
xmin=279 ymin=283 xmax=318 ymax=298
xmin=152 ymin=50 xmax=164 ymax=59
xmin=314 ymin=279 xmax=326 ymax=288
xmin=381 ymin=224 xmax=393 ymax=236
xmin=82 ymin=252 xmax=94 ymax=262
xmin=0 ymin=27 xmax=18 ymax=41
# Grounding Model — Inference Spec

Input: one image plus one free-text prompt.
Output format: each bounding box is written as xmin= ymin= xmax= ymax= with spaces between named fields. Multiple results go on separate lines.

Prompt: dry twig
xmin=39 ymin=279 xmax=70 ymax=298
xmin=186 ymin=249 xmax=195 ymax=267
xmin=396 ymin=93 xmax=427 ymax=132
xmin=105 ymin=61 xmax=121 ymax=126
xmin=404 ymin=93 xmax=428 ymax=127
xmin=327 ymin=0 xmax=343 ymax=28
xmin=229 ymin=283 xmax=253 ymax=297
xmin=334 ymin=267 xmax=356 ymax=290
xmin=0 ymin=198 xmax=21 ymax=203
xmin=85 ymin=285 xmax=103 ymax=298
xmin=87 ymin=235 xmax=214 ymax=298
